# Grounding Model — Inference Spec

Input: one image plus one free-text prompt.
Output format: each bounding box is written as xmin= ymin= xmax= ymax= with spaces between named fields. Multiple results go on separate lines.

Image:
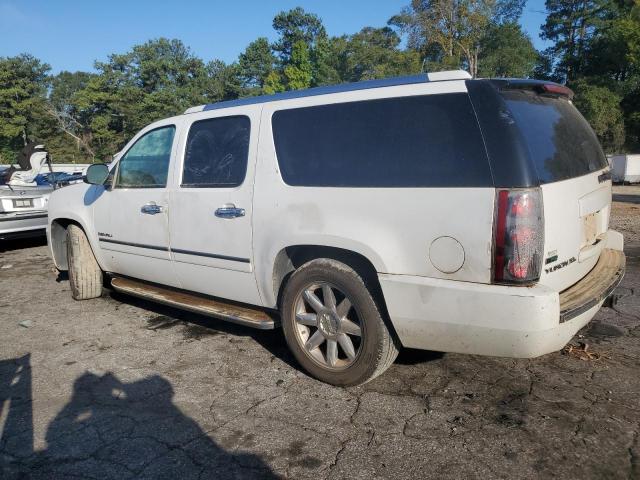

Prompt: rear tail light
xmin=492 ymin=188 xmax=544 ymax=285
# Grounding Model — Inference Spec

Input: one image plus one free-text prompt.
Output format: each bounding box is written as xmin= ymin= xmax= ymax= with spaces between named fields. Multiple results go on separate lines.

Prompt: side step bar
xmin=110 ymin=277 xmax=276 ymax=330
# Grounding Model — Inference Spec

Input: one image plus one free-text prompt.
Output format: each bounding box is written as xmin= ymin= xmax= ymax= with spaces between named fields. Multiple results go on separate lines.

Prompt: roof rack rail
xmin=184 ymin=70 xmax=471 ymax=114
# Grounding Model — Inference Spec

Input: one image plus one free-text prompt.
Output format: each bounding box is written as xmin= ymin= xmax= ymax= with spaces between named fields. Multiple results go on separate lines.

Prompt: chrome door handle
xmin=215 ymin=204 xmax=245 ymax=219
xmin=141 ymin=203 xmax=164 ymax=215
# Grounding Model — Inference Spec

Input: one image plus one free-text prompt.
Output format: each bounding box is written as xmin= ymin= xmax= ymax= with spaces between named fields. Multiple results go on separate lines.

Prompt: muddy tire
xmin=66 ymin=224 xmax=102 ymax=300
xmin=281 ymin=258 xmax=399 ymax=386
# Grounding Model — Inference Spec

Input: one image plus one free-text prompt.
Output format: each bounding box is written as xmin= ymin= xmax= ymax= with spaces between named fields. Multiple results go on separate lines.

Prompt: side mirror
xmin=83 ymin=164 xmax=110 ymax=185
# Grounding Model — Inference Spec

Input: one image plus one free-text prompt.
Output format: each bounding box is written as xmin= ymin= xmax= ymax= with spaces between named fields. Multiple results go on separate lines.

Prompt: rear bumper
xmin=0 ymin=211 xmax=48 ymax=240
xmin=559 ymin=248 xmax=625 ymax=322
xmin=379 ymin=232 xmax=626 ymax=358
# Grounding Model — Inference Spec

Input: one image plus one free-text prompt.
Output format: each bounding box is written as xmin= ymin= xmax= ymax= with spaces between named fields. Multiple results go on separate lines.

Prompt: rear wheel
xmin=66 ymin=224 xmax=102 ymax=300
xmin=281 ymin=258 xmax=398 ymax=386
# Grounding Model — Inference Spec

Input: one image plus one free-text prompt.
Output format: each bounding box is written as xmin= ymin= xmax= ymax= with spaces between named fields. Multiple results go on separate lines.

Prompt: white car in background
xmin=47 ymin=71 xmax=626 ymax=386
xmin=0 ymin=144 xmax=53 ymax=240
xmin=1 ymin=145 xmax=86 ymax=241
xmin=610 ymin=154 xmax=640 ymax=184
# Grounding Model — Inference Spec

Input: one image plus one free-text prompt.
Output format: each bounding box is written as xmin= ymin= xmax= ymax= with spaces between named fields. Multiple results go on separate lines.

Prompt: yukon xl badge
xmin=545 ymin=256 xmax=576 ymax=274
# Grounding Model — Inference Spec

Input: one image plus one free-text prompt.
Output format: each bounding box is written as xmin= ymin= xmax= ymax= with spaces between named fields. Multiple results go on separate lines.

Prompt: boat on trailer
xmin=0 ymin=143 xmax=78 ymax=240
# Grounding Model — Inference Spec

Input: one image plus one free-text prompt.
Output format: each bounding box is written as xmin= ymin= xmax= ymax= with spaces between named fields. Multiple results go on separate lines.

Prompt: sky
xmin=0 ymin=0 xmax=551 ymax=74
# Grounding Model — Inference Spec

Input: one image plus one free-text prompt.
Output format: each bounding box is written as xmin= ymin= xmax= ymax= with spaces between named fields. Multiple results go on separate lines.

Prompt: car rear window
xmin=501 ymin=90 xmax=608 ymax=184
xmin=272 ymin=93 xmax=492 ymax=187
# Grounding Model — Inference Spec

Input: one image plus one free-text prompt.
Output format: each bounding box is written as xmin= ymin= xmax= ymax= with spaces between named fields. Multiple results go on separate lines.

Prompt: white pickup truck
xmin=47 ymin=71 xmax=626 ymax=386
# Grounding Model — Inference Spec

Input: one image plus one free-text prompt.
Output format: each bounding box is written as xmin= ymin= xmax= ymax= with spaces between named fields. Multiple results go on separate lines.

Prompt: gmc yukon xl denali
xmin=47 ymin=70 xmax=626 ymax=386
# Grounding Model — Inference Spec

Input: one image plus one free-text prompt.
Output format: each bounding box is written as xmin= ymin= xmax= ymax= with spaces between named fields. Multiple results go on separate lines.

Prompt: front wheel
xmin=281 ymin=258 xmax=398 ymax=386
xmin=66 ymin=224 xmax=103 ymax=300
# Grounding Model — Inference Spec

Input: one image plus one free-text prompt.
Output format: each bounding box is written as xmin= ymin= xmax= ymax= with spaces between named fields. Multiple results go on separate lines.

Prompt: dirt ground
xmin=0 ymin=187 xmax=639 ymax=479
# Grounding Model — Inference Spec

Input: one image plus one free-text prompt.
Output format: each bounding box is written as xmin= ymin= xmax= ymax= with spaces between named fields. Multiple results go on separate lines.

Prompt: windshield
xmin=501 ymin=90 xmax=608 ymax=184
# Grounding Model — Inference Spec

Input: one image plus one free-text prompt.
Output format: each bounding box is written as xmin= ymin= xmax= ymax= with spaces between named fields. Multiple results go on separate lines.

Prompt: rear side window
xmin=182 ymin=116 xmax=250 ymax=188
xmin=272 ymin=94 xmax=492 ymax=187
xmin=501 ymin=90 xmax=607 ymax=184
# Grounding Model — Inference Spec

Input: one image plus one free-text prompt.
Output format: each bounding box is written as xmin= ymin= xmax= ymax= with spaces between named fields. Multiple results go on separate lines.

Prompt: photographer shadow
xmin=0 ymin=355 xmax=278 ymax=479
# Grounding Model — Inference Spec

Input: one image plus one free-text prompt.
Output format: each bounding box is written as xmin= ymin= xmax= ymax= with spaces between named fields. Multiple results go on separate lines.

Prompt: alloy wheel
xmin=293 ymin=282 xmax=363 ymax=369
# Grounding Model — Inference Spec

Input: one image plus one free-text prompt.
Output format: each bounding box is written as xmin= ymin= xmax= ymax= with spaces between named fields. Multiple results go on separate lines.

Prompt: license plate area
xmin=584 ymin=212 xmax=598 ymax=245
xmin=12 ymin=198 xmax=34 ymax=208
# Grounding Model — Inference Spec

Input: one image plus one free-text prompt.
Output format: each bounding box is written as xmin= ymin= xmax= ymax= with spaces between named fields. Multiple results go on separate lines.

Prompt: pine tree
xmin=284 ymin=41 xmax=313 ymax=90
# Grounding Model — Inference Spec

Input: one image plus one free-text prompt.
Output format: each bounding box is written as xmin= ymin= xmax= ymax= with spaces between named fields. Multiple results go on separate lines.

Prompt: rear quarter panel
xmin=252 ymin=82 xmax=495 ymax=308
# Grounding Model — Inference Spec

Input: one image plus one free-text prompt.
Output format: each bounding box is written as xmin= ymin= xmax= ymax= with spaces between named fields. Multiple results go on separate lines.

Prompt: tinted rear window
xmin=501 ymin=90 xmax=607 ymax=184
xmin=182 ymin=116 xmax=250 ymax=188
xmin=272 ymin=94 xmax=492 ymax=187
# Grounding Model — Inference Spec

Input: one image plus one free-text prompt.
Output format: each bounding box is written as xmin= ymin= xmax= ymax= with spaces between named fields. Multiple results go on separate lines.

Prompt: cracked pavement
xmin=1 ymin=190 xmax=639 ymax=479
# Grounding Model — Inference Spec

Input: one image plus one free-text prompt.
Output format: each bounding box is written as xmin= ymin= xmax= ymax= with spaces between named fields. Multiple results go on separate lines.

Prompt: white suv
xmin=47 ymin=70 xmax=626 ymax=386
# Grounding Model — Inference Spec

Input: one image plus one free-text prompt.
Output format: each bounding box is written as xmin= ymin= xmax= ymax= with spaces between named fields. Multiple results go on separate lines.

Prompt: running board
xmin=110 ymin=277 xmax=276 ymax=330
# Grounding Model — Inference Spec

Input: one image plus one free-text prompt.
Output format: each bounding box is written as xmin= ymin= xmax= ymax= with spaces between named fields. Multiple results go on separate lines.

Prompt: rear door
xmin=500 ymin=89 xmax=611 ymax=291
xmin=167 ymin=106 xmax=262 ymax=306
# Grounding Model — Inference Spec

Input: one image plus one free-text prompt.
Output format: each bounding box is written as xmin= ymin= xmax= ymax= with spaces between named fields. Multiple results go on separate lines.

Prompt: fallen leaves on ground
xmin=563 ymin=342 xmax=610 ymax=361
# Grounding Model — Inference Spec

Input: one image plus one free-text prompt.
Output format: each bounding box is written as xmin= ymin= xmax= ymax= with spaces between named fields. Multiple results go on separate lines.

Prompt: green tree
xmin=389 ymin=0 xmax=526 ymax=77
xmin=478 ymin=23 xmax=538 ymax=77
xmin=284 ymin=41 xmax=313 ymax=90
xmin=238 ymin=37 xmax=276 ymax=93
xmin=263 ymin=71 xmax=285 ymax=94
xmin=341 ymin=27 xmax=421 ymax=81
xmin=310 ymin=35 xmax=342 ymax=86
xmin=44 ymin=71 xmax=97 ymax=161
xmin=492 ymin=0 xmax=526 ymax=23
xmin=64 ymin=38 xmax=235 ymax=160
xmin=271 ymin=7 xmax=340 ymax=88
xmin=622 ymin=80 xmax=640 ymax=149
xmin=0 ymin=54 xmax=50 ymax=162
xmin=540 ymin=0 xmax=610 ymax=83
xmin=272 ymin=7 xmax=326 ymax=62
xmin=540 ymin=0 xmax=639 ymax=149
xmin=71 ymin=74 xmax=134 ymax=160
xmin=202 ymin=60 xmax=242 ymax=102
xmin=98 ymin=38 xmax=206 ymax=93
xmin=572 ymin=80 xmax=625 ymax=152
xmin=583 ymin=6 xmax=639 ymax=80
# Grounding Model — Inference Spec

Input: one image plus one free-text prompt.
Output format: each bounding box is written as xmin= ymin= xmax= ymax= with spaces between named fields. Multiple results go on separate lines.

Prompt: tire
xmin=281 ymin=258 xmax=399 ymax=386
xmin=66 ymin=224 xmax=102 ymax=300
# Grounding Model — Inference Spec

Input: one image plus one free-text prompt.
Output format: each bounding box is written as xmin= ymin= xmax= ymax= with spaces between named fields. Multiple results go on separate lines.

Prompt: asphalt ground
xmin=0 ymin=187 xmax=639 ymax=479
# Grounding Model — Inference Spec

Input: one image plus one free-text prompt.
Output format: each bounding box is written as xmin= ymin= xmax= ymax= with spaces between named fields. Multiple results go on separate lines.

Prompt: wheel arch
xmin=49 ymin=218 xmax=97 ymax=271
xmin=270 ymin=245 xmax=396 ymax=337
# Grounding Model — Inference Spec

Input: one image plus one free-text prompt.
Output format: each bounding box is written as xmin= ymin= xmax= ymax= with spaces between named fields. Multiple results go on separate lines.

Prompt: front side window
xmin=182 ymin=116 xmax=250 ymax=188
xmin=115 ymin=126 xmax=175 ymax=188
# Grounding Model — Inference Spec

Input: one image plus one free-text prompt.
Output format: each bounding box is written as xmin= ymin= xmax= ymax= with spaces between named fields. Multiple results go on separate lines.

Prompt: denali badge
xmin=545 ymin=250 xmax=558 ymax=265
xmin=545 ymin=256 xmax=576 ymax=274
xmin=97 ymin=232 xmax=113 ymax=238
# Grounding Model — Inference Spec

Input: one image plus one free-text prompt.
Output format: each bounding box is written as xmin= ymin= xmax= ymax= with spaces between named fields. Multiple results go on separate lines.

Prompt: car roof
xmin=184 ymin=70 xmax=472 ymax=115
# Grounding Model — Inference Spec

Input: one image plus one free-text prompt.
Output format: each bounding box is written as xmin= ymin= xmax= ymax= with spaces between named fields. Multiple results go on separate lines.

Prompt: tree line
xmin=1 ymin=1 xmax=638 ymax=164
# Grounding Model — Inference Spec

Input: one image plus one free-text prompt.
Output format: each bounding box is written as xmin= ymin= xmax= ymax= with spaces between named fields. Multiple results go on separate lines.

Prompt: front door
xmin=92 ymin=123 xmax=179 ymax=287
xmin=167 ymin=107 xmax=261 ymax=305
